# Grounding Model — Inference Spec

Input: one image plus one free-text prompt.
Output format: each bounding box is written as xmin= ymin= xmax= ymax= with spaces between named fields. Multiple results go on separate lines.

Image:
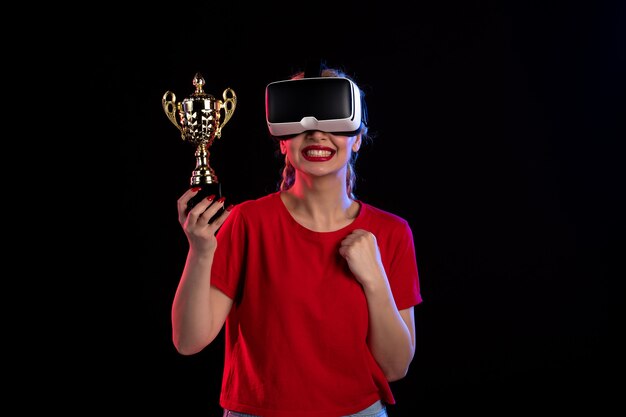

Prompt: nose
xmin=304 ymin=130 xmax=328 ymax=141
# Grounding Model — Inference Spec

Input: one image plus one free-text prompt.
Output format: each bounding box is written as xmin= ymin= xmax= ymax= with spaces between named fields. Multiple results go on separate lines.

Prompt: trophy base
xmin=187 ymin=182 xmax=222 ymax=212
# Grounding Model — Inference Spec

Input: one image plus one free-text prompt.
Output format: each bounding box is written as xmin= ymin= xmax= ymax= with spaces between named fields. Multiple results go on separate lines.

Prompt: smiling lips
xmin=302 ymin=145 xmax=336 ymax=162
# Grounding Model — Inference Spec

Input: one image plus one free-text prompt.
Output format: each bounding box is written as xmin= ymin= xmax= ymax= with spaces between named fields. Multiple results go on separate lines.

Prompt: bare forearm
xmin=171 ymin=251 xmax=218 ymax=355
xmin=364 ymin=280 xmax=415 ymax=381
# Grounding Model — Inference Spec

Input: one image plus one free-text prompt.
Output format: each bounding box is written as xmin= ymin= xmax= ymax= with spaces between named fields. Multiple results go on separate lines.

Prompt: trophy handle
xmin=216 ymin=88 xmax=237 ymax=139
xmin=162 ymin=91 xmax=184 ymax=136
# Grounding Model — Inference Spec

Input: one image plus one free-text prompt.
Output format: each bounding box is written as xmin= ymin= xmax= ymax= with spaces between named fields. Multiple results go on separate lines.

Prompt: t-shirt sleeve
xmin=210 ymin=206 xmax=247 ymax=300
xmin=385 ymin=220 xmax=422 ymax=310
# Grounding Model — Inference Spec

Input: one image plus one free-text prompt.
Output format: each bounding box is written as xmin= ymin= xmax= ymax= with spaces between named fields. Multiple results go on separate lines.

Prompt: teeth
xmin=306 ymin=149 xmax=332 ymax=157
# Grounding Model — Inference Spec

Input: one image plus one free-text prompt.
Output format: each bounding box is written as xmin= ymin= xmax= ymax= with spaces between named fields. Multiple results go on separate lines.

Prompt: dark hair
xmin=277 ymin=66 xmax=371 ymax=199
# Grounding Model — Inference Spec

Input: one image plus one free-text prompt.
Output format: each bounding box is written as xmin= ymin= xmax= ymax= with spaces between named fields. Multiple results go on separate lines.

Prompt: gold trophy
xmin=162 ymin=73 xmax=236 ymax=210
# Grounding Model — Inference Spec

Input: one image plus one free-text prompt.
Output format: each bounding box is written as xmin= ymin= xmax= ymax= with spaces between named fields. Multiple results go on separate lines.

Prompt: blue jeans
xmin=223 ymin=400 xmax=387 ymax=417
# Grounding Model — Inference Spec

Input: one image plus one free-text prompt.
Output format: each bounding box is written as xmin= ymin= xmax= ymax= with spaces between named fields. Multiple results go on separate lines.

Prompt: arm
xmin=339 ymin=229 xmax=416 ymax=381
xmin=363 ymin=288 xmax=415 ymax=381
xmin=171 ymin=189 xmax=234 ymax=355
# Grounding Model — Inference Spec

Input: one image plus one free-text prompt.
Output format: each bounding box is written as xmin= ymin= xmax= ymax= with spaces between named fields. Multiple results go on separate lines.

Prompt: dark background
xmin=88 ymin=1 xmax=621 ymax=415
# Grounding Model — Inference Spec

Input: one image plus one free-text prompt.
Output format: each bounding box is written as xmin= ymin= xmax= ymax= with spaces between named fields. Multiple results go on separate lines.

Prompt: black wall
xmin=89 ymin=1 xmax=620 ymax=414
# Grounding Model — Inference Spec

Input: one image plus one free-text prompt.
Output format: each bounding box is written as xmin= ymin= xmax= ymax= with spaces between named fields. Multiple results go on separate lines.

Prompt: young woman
xmin=172 ymin=65 xmax=422 ymax=417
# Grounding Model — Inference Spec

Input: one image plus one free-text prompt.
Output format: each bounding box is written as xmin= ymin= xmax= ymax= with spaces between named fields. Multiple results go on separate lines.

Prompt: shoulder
xmin=359 ymin=203 xmax=418 ymax=261
xmin=231 ymin=192 xmax=281 ymax=216
xmin=218 ymin=192 xmax=281 ymax=236
xmin=360 ymin=201 xmax=410 ymax=229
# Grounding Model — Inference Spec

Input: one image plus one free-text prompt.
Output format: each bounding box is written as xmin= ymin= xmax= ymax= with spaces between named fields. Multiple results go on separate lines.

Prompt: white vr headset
xmin=265 ymin=77 xmax=366 ymax=137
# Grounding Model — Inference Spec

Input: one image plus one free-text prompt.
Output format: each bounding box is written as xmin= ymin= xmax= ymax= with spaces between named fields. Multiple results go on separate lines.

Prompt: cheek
xmin=287 ymin=141 xmax=301 ymax=156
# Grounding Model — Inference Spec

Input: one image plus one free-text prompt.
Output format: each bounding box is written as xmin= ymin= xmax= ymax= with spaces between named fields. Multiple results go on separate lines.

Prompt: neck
xmin=281 ymin=182 xmax=359 ymax=232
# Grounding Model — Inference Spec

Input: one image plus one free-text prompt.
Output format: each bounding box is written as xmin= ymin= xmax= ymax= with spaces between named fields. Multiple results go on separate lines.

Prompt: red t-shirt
xmin=210 ymin=192 xmax=422 ymax=417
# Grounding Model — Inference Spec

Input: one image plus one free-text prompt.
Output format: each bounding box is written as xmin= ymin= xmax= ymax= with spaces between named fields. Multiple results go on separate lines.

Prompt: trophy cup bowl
xmin=162 ymin=73 xmax=236 ymax=210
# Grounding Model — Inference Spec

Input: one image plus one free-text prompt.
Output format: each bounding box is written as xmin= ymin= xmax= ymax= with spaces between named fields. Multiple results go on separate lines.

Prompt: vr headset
xmin=265 ymin=77 xmax=366 ymax=137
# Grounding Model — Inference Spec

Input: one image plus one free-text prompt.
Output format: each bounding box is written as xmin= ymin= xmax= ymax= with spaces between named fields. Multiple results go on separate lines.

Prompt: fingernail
xmin=217 ymin=197 xmax=226 ymax=204
xmin=225 ymin=204 xmax=235 ymax=212
xmin=206 ymin=194 xmax=216 ymax=202
xmin=192 ymin=187 xmax=202 ymax=192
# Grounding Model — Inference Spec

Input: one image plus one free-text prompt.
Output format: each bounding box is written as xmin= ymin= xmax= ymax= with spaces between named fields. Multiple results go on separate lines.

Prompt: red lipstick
xmin=301 ymin=145 xmax=336 ymax=162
